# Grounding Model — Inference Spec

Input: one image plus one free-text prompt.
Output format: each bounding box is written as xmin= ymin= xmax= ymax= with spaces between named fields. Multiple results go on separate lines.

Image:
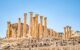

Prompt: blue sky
xmin=0 ymin=0 xmax=80 ymax=38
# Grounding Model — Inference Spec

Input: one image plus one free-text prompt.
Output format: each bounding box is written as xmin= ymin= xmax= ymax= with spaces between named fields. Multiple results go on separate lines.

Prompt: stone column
xmin=29 ymin=12 xmax=33 ymax=36
xmin=66 ymin=26 xmax=69 ymax=39
xmin=67 ymin=26 xmax=71 ymax=39
xmin=32 ymin=17 xmax=35 ymax=39
xmin=34 ymin=17 xmax=36 ymax=38
xmin=35 ymin=14 xmax=38 ymax=39
xmin=23 ymin=13 xmax=27 ymax=38
xmin=17 ymin=18 xmax=21 ymax=38
xmin=39 ymin=16 xmax=43 ymax=39
xmin=32 ymin=17 xmax=33 ymax=39
xmin=64 ymin=26 xmax=72 ymax=40
xmin=44 ymin=17 xmax=47 ymax=38
xmin=9 ymin=24 xmax=12 ymax=38
xmin=63 ymin=27 xmax=67 ymax=39
xmin=66 ymin=26 xmax=68 ymax=39
xmin=69 ymin=26 xmax=71 ymax=38
xmin=33 ymin=15 xmax=38 ymax=39
xmin=7 ymin=21 xmax=12 ymax=39
xmin=64 ymin=27 xmax=66 ymax=39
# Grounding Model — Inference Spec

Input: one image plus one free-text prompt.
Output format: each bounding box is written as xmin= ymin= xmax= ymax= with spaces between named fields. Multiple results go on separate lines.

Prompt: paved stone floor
xmin=0 ymin=38 xmax=80 ymax=50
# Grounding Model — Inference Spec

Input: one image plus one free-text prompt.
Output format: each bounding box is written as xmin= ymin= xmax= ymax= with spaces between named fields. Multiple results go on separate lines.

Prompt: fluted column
xmin=17 ymin=18 xmax=21 ymax=38
xmin=23 ymin=13 xmax=27 ymax=38
xmin=39 ymin=16 xmax=43 ymax=39
xmin=44 ymin=17 xmax=47 ymax=38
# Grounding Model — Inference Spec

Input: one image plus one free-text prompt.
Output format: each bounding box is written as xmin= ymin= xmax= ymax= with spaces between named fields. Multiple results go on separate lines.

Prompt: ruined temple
xmin=3 ymin=12 xmax=80 ymax=50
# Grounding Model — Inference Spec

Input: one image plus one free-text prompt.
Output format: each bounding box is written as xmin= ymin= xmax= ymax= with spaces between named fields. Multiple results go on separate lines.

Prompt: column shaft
xmin=69 ymin=27 xmax=71 ymax=38
xmin=17 ymin=18 xmax=21 ymax=38
xmin=23 ymin=13 xmax=27 ymax=37
xmin=7 ymin=22 xmax=12 ymax=38
xmin=64 ymin=27 xmax=66 ymax=39
xmin=29 ymin=12 xmax=33 ymax=36
xmin=32 ymin=17 xmax=35 ymax=39
xmin=39 ymin=16 xmax=43 ymax=39
xmin=44 ymin=17 xmax=47 ymax=37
